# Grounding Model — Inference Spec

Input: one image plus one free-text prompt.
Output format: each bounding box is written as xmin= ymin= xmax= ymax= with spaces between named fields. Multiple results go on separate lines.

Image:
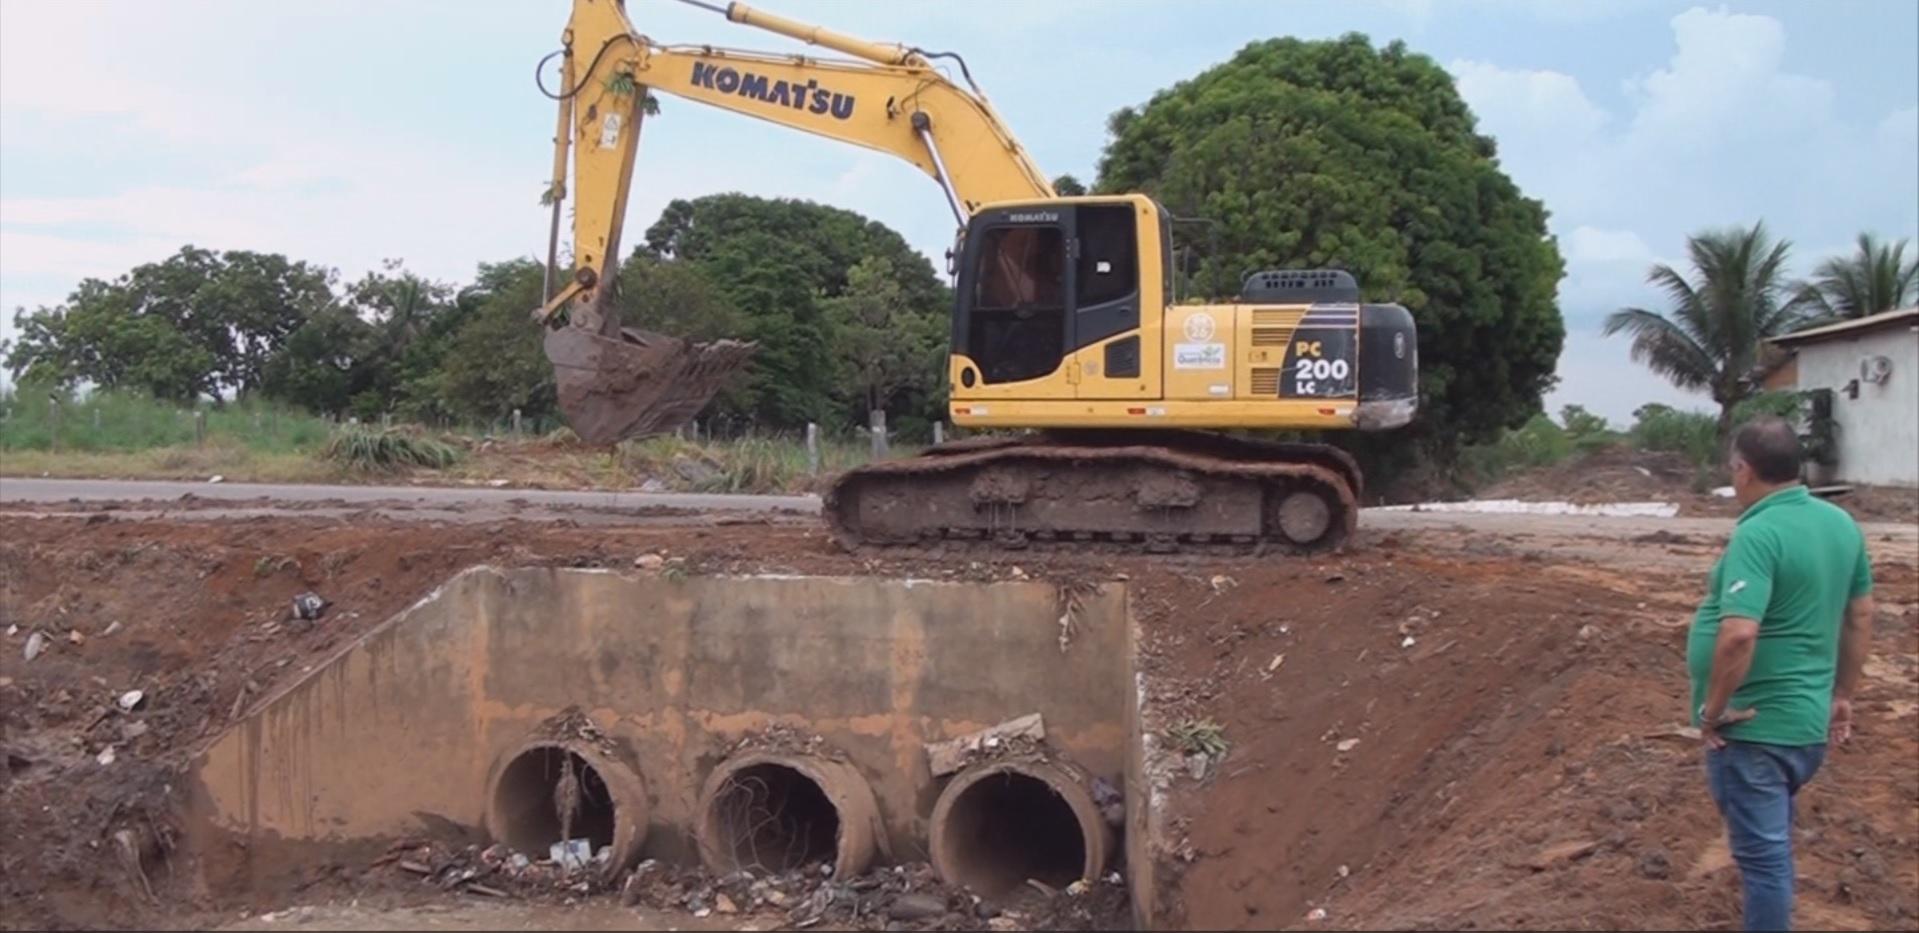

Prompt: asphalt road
xmin=0 ymin=476 xmax=820 ymax=513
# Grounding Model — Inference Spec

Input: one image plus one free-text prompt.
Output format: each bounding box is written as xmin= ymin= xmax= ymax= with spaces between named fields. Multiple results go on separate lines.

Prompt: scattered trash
xmin=1336 ymin=738 xmax=1362 ymax=753
xmin=1266 ymin=653 xmax=1286 ymax=673
xmin=69 ymin=629 xmax=87 ymax=645
xmin=23 ymin=631 xmax=46 ymax=662
xmin=1577 ymin=624 xmax=1597 ymax=641
xmin=1336 ymin=864 xmax=1350 ymax=879
xmin=1711 ymin=485 xmax=1735 ymax=498
xmin=1209 ymin=574 xmax=1237 ymax=594
xmin=487 ymin=479 xmax=511 ymax=488
xmin=549 ymin=838 xmax=592 ymax=872
xmin=1307 ymin=906 xmax=1328 ymax=921
xmin=886 ymin=892 xmax=946 ymax=921
xmin=639 ymin=478 xmax=667 ymax=493
xmin=925 ymin=713 xmax=1045 ymax=776
xmin=291 ymin=592 xmax=330 ymax=621
xmin=715 ymin=893 xmax=739 ymax=914
xmin=96 ymin=745 xmax=117 ymax=766
xmin=1401 ymin=635 xmax=1416 ymax=648
xmin=634 ymin=553 xmax=665 ymax=571
xmin=4 ymin=624 xmax=15 ymax=637
xmin=117 ymin=690 xmax=147 ymax=712
xmin=208 ymin=475 xmax=224 ymax=484
xmin=1066 ymin=879 xmax=1091 ymax=896
xmin=101 ymin=621 xmax=122 ymax=637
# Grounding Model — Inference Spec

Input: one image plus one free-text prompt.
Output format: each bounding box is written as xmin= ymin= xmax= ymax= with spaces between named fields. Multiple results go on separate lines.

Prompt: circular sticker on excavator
xmin=1183 ymin=312 xmax=1217 ymax=342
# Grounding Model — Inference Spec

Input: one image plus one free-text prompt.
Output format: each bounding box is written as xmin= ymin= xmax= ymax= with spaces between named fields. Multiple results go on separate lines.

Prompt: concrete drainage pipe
xmin=485 ymin=740 xmax=648 ymax=879
xmin=930 ymin=759 xmax=1113 ymax=897
xmin=697 ymin=752 xmax=884 ymax=879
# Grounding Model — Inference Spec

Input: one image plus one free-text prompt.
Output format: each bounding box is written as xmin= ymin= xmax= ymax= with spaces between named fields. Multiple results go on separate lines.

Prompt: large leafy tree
xmin=641 ymin=194 xmax=948 ymax=430
xmin=819 ymin=254 xmax=947 ymax=426
xmin=6 ymin=246 xmax=334 ymax=401
xmin=1604 ymin=222 xmax=1806 ymax=448
xmin=1791 ymin=233 xmax=1918 ymax=322
xmin=1095 ymin=34 xmax=1565 ymax=458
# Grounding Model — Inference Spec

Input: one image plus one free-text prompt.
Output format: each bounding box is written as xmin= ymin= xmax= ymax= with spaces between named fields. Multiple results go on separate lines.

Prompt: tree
xmin=1791 ymin=233 xmax=1918 ymax=321
xmin=820 ymin=255 xmax=947 ymax=426
xmin=431 ymin=260 xmax=558 ymax=426
xmin=641 ymin=194 xmax=949 ymax=430
xmin=5 ymin=246 xmax=334 ymax=401
xmin=1094 ymin=34 xmax=1565 ymax=460
xmin=1603 ymin=222 xmax=1806 ymax=450
xmin=1052 ymin=174 xmax=1088 ymax=196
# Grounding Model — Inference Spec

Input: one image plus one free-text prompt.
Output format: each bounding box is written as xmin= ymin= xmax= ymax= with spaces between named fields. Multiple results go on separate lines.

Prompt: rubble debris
xmin=96 ymin=746 xmax=116 ymax=766
xmin=926 ymin=713 xmax=1046 ymax=776
xmin=291 ymin=592 xmax=330 ymax=621
xmin=1307 ymin=906 xmax=1329 ymax=921
xmin=1522 ymin=839 xmax=1600 ymax=871
xmin=101 ymin=621 xmax=122 ymax=637
xmin=23 ymin=631 xmax=47 ymax=662
xmin=550 ymin=838 xmax=592 ymax=873
xmin=117 ymin=690 xmax=147 ymax=712
xmin=634 ymin=553 xmax=665 ymax=570
xmin=1336 ymin=738 xmax=1362 ymax=753
xmin=68 ymin=629 xmax=86 ymax=645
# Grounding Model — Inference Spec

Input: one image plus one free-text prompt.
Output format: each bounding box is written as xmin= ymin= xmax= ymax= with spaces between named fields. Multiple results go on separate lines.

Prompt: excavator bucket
xmin=544 ymin=322 xmax=757 ymax=446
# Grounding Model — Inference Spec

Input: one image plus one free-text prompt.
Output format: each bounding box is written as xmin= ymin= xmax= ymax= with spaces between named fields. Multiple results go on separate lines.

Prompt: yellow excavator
xmin=534 ymin=0 xmax=1419 ymax=554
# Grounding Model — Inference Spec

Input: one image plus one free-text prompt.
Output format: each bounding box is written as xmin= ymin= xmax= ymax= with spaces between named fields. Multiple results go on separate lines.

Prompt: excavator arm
xmin=537 ymin=0 xmax=1054 ymax=443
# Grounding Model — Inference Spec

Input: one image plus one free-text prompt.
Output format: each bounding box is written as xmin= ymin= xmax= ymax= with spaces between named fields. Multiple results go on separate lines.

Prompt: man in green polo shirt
xmin=1690 ymin=417 xmax=1877 ymax=932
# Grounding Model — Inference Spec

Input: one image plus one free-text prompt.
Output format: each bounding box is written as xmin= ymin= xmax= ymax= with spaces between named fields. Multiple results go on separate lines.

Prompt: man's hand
xmin=1701 ymin=706 xmax=1757 ymax=750
xmin=1830 ymin=696 xmax=1854 ymax=745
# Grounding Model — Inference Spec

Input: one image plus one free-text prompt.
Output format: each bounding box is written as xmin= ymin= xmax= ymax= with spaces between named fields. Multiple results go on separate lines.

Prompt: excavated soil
xmin=1 ymin=506 xmax=1914 ymax=931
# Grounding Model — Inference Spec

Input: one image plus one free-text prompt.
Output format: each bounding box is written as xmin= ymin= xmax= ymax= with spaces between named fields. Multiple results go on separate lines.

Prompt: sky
xmin=1 ymin=0 xmax=1915 ymax=424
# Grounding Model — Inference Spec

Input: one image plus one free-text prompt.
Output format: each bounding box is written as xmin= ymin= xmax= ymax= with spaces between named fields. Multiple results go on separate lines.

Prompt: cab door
xmin=1072 ymin=202 xmax=1154 ymax=399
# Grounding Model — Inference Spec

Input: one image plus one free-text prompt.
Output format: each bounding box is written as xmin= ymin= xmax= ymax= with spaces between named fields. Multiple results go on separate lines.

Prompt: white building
xmin=1770 ymin=307 xmax=1918 ymax=488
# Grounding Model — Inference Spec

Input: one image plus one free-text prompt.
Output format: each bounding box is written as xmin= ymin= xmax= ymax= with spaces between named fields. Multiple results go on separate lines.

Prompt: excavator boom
xmin=537 ymin=0 xmax=1052 ymax=443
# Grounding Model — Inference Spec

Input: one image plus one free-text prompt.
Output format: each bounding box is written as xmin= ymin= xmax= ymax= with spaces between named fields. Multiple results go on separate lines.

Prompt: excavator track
xmin=824 ymin=430 xmax=1362 ymax=557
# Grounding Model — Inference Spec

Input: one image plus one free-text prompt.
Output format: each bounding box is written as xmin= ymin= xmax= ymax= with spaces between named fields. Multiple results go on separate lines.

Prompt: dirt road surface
xmin=1 ymin=490 xmax=1913 ymax=931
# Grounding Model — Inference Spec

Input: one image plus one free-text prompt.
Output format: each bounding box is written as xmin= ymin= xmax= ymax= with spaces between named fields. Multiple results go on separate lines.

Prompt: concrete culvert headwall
xmin=697 ymin=753 xmax=881 ymax=879
xmin=485 ymin=740 xmax=648 ymax=877
xmin=930 ymin=759 xmax=1112 ymax=897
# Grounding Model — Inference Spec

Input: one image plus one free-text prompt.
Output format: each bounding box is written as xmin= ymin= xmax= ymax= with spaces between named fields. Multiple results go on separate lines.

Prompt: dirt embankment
xmin=1479 ymin=445 xmax=1919 ymax=524
xmin=1 ymin=511 xmax=1914 ymax=931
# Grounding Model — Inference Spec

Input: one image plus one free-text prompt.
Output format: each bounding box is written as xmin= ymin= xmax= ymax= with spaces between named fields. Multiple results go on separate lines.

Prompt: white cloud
xmin=1450 ymin=60 xmax=1607 ymax=142
xmin=1879 ymin=105 xmax=1919 ymax=147
xmin=1564 ymin=226 xmax=1655 ymax=266
xmin=1621 ymin=6 xmax=1833 ymax=150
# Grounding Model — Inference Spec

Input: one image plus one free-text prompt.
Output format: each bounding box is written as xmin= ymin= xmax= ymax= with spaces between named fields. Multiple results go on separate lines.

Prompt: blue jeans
xmin=1706 ymin=740 xmax=1827 ymax=932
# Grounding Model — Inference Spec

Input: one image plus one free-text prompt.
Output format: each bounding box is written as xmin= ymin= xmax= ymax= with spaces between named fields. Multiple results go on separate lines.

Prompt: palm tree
xmin=1604 ymin=222 xmax=1806 ymax=450
xmin=1791 ymin=233 xmax=1919 ymax=321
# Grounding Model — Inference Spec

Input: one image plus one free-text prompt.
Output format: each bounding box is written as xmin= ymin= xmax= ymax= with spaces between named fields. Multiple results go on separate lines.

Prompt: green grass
xmin=322 ymin=425 xmax=463 ymax=472
xmin=1 ymin=389 xmax=329 ymax=454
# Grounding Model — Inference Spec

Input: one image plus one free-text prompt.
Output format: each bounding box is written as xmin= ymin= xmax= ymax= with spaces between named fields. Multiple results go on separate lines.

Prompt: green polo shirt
xmin=1688 ymin=485 xmax=1873 ymax=746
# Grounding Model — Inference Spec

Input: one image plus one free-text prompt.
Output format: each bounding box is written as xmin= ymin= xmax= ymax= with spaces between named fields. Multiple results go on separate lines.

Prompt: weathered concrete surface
xmin=193 ymin=567 xmax=1132 ymax=880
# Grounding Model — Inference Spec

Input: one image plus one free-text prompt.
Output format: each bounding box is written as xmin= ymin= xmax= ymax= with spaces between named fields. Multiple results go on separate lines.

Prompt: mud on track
xmin=0 ymin=506 xmax=1913 ymax=931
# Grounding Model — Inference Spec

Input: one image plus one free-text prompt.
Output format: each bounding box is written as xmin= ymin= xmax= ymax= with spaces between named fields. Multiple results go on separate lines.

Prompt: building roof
xmin=1772 ymin=307 xmax=1919 ymax=347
